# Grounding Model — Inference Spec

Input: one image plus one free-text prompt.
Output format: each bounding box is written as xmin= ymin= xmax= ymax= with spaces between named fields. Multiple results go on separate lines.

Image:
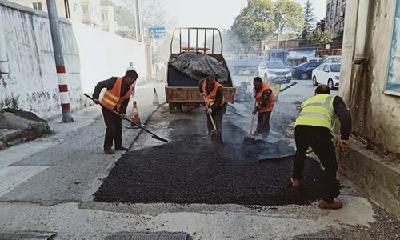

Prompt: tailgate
xmin=166 ymin=86 xmax=236 ymax=103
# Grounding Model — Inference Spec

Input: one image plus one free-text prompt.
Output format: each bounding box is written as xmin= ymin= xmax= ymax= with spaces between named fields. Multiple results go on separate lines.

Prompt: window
xmin=102 ymin=13 xmax=107 ymax=21
xmin=74 ymin=3 xmax=79 ymax=13
xmin=82 ymin=5 xmax=89 ymax=14
xmin=330 ymin=64 xmax=341 ymax=72
xmin=32 ymin=2 xmax=42 ymax=11
xmin=386 ymin=0 xmax=400 ymax=93
xmin=310 ymin=62 xmax=321 ymax=68
xmin=324 ymin=65 xmax=330 ymax=72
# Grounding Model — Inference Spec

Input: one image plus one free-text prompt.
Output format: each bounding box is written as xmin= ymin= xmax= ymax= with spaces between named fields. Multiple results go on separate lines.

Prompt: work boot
xmin=115 ymin=146 xmax=128 ymax=151
xmin=318 ymin=199 xmax=343 ymax=210
xmin=290 ymin=177 xmax=301 ymax=187
xmin=104 ymin=149 xmax=115 ymax=155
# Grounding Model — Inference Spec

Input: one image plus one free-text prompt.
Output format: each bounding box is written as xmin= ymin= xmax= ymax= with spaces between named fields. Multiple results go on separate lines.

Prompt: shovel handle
xmin=84 ymin=93 xmax=168 ymax=143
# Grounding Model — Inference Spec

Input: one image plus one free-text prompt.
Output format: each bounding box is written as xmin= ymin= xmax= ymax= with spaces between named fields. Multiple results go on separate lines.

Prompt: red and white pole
xmin=56 ymin=65 xmax=72 ymax=116
xmin=47 ymin=0 xmax=74 ymax=122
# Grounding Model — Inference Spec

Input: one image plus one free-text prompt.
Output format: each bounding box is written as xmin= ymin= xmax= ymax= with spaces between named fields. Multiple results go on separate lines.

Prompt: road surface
xmin=0 ymin=78 xmax=399 ymax=239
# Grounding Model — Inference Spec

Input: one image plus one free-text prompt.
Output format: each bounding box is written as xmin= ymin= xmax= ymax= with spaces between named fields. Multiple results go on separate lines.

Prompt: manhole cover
xmin=0 ymin=231 xmax=57 ymax=240
xmin=105 ymin=232 xmax=188 ymax=240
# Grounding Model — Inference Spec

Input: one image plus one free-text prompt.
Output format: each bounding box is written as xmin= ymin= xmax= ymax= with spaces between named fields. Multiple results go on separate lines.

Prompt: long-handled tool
xmin=84 ymin=94 xmax=168 ymax=143
xmin=243 ymin=113 xmax=257 ymax=143
xmin=204 ymin=102 xmax=220 ymax=142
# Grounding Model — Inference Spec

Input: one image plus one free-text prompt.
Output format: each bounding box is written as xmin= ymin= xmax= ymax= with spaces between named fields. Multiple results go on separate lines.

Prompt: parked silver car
xmin=258 ymin=61 xmax=292 ymax=83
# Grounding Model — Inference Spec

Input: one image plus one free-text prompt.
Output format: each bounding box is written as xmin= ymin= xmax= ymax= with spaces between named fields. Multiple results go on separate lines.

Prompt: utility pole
xmin=134 ymin=0 xmax=142 ymax=42
xmin=46 ymin=0 xmax=74 ymax=122
xmin=0 ymin=20 xmax=9 ymax=79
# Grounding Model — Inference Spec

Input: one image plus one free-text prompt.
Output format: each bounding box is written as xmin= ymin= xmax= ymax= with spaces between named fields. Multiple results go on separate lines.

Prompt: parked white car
xmin=312 ymin=63 xmax=341 ymax=89
xmin=258 ymin=61 xmax=292 ymax=83
xmin=324 ymin=55 xmax=342 ymax=63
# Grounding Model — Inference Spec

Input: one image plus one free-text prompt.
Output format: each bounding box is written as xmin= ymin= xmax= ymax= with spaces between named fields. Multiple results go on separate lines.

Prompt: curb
xmin=338 ymin=139 xmax=400 ymax=219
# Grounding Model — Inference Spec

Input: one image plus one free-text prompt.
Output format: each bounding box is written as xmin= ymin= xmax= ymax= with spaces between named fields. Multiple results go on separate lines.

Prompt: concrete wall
xmin=72 ymin=20 xmax=147 ymax=94
xmin=0 ymin=0 xmax=147 ymax=119
xmin=339 ymin=0 xmax=400 ymax=154
xmin=0 ymin=0 xmax=82 ymax=119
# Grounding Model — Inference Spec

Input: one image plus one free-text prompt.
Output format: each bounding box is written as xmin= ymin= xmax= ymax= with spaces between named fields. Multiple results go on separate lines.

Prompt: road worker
xmin=199 ymin=74 xmax=224 ymax=143
xmin=253 ymin=77 xmax=275 ymax=138
xmin=92 ymin=68 xmax=138 ymax=154
xmin=291 ymin=85 xmax=351 ymax=210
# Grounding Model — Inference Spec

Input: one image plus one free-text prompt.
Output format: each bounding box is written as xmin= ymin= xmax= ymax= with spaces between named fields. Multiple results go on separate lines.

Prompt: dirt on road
xmin=94 ymin=106 xmax=327 ymax=206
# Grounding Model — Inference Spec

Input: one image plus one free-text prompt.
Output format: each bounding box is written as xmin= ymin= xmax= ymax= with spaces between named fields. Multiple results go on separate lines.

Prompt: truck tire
xmin=177 ymin=103 xmax=183 ymax=112
xmin=169 ymin=103 xmax=176 ymax=113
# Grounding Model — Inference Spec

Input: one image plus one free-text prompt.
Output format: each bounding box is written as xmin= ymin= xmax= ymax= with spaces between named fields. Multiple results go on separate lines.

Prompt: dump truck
xmin=165 ymin=27 xmax=236 ymax=113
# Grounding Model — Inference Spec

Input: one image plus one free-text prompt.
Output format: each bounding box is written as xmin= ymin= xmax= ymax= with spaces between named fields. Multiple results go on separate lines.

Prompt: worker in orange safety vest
xmin=253 ymin=77 xmax=275 ymax=138
xmin=199 ymin=74 xmax=225 ymax=142
xmin=93 ymin=69 xmax=138 ymax=154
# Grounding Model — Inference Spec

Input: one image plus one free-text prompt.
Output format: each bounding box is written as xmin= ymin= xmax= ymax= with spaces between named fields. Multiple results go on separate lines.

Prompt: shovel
xmin=205 ymin=102 xmax=221 ymax=143
xmin=84 ymin=94 xmax=168 ymax=143
xmin=243 ymin=113 xmax=257 ymax=143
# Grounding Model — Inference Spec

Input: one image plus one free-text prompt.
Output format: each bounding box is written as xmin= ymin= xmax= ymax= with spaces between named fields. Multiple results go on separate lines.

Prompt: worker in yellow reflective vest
xmin=291 ymin=85 xmax=351 ymax=210
xmin=93 ymin=69 xmax=138 ymax=154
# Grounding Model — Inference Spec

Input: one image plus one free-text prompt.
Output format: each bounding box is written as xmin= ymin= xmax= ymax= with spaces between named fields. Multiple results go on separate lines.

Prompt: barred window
xmin=386 ymin=0 xmax=400 ymax=94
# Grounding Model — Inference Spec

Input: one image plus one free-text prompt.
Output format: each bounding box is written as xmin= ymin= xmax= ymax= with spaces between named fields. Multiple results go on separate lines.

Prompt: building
xmin=339 ymin=0 xmax=400 ymax=218
xmin=11 ymin=0 xmax=113 ymax=31
xmin=100 ymin=1 xmax=117 ymax=33
xmin=80 ymin=0 xmax=101 ymax=29
xmin=11 ymin=0 xmax=82 ymax=20
xmin=326 ymin=0 xmax=346 ymax=39
xmin=261 ymin=38 xmax=304 ymax=52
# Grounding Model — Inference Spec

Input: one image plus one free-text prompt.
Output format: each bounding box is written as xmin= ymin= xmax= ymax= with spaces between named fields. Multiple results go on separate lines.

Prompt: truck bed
xmin=166 ymin=86 xmax=236 ymax=103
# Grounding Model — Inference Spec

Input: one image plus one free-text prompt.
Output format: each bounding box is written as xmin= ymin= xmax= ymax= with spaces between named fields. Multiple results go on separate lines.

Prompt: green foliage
xmin=231 ymin=0 xmax=303 ymax=52
xmin=308 ymin=29 xmax=332 ymax=45
xmin=273 ymin=0 xmax=304 ymax=35
xmin=302 ymin=0 xmax=315 ymax=39
xmin=231 ymin=0 xmax=275 ymax=51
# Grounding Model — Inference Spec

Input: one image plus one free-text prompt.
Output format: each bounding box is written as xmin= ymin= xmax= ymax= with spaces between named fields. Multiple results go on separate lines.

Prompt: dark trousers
xmin=206 ymin=107 xmax=223 ymax=133
xmin=102 ymin=108 xmax=122 ymax=150
xmin=256 ymin=111 xmax=271 ymax=136
xmin=292 ymin=125 xmax=340 ymax=202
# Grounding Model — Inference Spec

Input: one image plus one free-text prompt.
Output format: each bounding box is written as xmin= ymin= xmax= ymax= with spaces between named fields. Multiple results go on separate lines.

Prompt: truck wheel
xmin=169 ymin=103 xmax=176 ymax=113
xmin=177 ymin=103 xmax=183 ymax=112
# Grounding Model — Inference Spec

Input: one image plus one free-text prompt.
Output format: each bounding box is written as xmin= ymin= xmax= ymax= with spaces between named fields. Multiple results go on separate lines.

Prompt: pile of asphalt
xmin=94 ymin=108 xmax=326 ymax=206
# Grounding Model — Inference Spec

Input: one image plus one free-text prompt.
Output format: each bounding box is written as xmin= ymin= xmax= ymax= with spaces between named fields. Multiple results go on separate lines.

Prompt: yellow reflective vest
xmin=295 ymin=94 xmax=336 ymax=130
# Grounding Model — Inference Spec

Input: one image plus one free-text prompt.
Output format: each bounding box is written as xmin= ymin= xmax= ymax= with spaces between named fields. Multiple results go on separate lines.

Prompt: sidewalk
xmin=0 ymin=82 xmax=166 ymax=204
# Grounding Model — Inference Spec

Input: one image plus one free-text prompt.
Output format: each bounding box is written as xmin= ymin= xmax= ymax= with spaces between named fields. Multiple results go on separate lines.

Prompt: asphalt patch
xmin=94 ymin=107 xmax=326 ymax=206
xmin=105 ymin=232 xmax=188 ymax=240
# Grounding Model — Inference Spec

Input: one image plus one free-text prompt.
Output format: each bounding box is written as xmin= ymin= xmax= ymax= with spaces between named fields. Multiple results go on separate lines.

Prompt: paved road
xmin=0 ymin=79 xmax=399 ymax=239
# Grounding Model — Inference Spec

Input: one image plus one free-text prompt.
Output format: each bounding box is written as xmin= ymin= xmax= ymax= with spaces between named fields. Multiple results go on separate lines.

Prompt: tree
xmin=231 ymin=0 xmax=275 ymax=51
xmin=273 ymin=0 xmax=304 ymax=36
xmin=302 ymin=0 xmax=315 ymax=40
xmin=308 ymin=29 xmax=332 ymax=45
xmin=231 ymin=0 xmax=303 ymax=52
xmin=114 ymin=0 xmax=171 ymax=40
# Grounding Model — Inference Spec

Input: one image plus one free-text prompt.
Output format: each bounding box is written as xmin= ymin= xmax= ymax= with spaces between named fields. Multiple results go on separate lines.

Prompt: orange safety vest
xmin=202 ymin=80 xmax=224 ymax=106
xmin=254 ymin=82 xmax=275 ymax=112
xmin=101 ymin=78 xmax=133 ymax=111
